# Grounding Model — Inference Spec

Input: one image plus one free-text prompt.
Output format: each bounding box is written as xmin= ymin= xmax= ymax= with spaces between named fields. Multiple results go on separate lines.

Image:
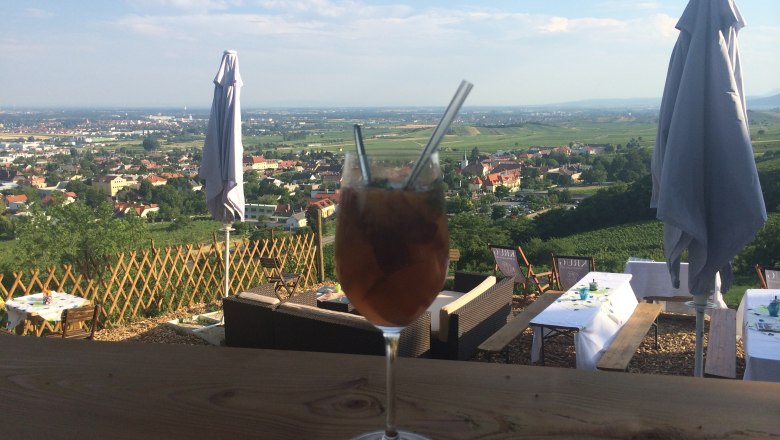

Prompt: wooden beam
xmin=705 ymin=308 xmax=737 ymax=378
xmin=597 ymin=302 xmax=662 ymax=372
xmin=1 ymin=335 xmax=778 ymax=438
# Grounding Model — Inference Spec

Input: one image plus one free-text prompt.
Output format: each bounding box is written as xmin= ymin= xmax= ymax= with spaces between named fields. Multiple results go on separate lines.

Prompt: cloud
xmin=115 ymin=12 xmax=327 ymax=40
xmin=636 ymin=1 xmax=662 ymax=10
xmin=540 ymin=16 xmax=569 ymax=33
xmin=538 ymin=16 xmax=626 ymax=34
xmin=652 ymin=13 xmax=678 ymax=39
xmin=24 ymin=8 xmax=54 ymax=19
xmin=253 ymin=0 xmax=413 ymax=19
xmin=126 ymin=0 xmax=237 ymax=13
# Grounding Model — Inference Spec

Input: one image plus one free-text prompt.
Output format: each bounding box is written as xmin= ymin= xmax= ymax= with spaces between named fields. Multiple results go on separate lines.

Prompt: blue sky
xmin=1 ymin=0 xmax=778 ymax=108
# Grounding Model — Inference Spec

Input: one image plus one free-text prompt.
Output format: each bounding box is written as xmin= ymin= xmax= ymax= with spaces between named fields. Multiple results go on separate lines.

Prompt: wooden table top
xmin=2 ymin=335 xmax=779 ymax=439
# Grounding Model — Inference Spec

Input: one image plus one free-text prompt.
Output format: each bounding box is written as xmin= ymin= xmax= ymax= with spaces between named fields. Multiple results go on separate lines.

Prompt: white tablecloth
xmin=624 ymin=261 xmax=726 ymax=312
xmin=530 ymin=272 xmax=638 ymax=370
xmin=4 ymin=292 xmax=88 ymax=330
xmin=736 ymin=289 xmax=780 ymax=382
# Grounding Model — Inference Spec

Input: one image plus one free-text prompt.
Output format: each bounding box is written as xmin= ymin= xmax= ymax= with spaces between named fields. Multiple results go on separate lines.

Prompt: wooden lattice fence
xmin=0 ymin=233 xmax=319 ymax=336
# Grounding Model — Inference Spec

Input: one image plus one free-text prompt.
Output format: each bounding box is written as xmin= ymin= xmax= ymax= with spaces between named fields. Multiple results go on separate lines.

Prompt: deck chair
xmin=46 ymin=304 xmax=100 ymax=340
xmin=756 ymin=264 xmax=780 ymax=289
xmin=260 ymin=256 xmax=302 ymax=298
xmin=551 ymin=254 xmax=596 ymax=290
xmin=488 ymin=244 xmax=551 ymax=295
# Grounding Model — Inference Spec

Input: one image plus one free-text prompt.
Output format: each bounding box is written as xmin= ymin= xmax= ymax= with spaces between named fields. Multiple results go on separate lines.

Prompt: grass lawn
xmin=145 ymin=219 xmax=233 ymax=248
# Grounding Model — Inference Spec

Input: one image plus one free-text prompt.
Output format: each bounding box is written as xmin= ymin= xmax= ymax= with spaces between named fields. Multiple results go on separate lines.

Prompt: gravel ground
xmin=94 ymin=304 xmax=215 ymax=346
xmin=94 ymin=296 xmax=746 ymax=378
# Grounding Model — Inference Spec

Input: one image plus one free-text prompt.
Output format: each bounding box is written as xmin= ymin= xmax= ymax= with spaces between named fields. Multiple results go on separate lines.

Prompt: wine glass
xmin=335 ymin=149 xmax=449 ymax=440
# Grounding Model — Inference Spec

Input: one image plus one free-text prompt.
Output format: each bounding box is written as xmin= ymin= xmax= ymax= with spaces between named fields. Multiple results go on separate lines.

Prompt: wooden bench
xmin=477 ymin=291 xmax=563 ymax=362
xmin=704 ymin=308 xmax=737 ymax=379
xmin=597 ymin=303 xmax=662 ymax=372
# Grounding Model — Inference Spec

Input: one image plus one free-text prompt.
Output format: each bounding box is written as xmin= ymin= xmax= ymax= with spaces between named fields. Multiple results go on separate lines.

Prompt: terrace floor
xmin=93 ymin=296 xmax=746 ymax=378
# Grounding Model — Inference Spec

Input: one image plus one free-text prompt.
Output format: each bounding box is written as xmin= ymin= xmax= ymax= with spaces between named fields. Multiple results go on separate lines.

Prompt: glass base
xmin=351 ymin=431 xmax=429 ymax=440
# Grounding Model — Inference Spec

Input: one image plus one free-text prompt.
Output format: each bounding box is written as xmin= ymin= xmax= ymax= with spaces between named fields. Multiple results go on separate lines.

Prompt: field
xmin=242 ymin=119 xmax=662 ymax=161
xmin=7 ymin=110 xmax=778 ymax=161
xmin=238 ymin=110 xmax=780 ymax=160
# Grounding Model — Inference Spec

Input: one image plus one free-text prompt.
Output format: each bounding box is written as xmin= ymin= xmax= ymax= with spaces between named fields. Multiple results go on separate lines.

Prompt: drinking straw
xmin=353 ymin=124 xmax=372 ymax=184
xmin=405 ymin=80 xmax=473 ymax=189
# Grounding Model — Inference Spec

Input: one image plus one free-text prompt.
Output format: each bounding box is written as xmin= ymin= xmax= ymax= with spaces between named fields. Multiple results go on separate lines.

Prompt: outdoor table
xmin=1 ymin=335 xmax=778 ymax=438
xmin=3 ymin=291 xmax=88 ymax=335
xmin=530 ymin=272 xmax=638 ymax=369
xmin=316 ymin=291 xmax=356 ymax=314
xmin=624 ymin=260 xmax=727 ymax=312
xmin=737 ymin=289 xmax=780 ymax=382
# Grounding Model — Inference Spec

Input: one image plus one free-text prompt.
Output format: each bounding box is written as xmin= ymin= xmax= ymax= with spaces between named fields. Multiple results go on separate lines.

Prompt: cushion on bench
xmin=237 ymin=291 xmax=281 ymax=306
xmin=427 ymin=290 xmax=465 ymax=333
xmin=438 ymin=276 xmax=496 ymax=343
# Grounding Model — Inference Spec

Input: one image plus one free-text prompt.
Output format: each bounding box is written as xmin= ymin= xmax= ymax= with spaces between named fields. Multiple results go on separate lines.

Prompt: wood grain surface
xmin=1 ymin=335 xmax=778 ymax=439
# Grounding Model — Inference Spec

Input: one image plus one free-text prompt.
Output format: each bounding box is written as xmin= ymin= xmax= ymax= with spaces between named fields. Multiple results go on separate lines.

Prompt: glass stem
xmin=382 ymin=329 xmax=401 ymax=440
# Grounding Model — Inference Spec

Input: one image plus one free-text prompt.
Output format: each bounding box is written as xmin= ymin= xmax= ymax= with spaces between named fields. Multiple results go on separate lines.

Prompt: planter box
xmin=165 ymin=311 xmax=224 ymax=346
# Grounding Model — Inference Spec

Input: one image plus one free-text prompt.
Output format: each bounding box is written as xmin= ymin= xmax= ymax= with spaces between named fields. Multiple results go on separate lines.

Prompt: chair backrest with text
xmin=756 ymin=264 xmax=780 ymax=289
xmin=552 ymin=255 xmax=596 ymax=290
xmin=489 ymin=244 xmax=550 ymax=294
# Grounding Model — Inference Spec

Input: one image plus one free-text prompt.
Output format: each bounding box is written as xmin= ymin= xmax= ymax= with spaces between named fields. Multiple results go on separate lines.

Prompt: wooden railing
xmin=1 ymin=233 xmax=319 ymax=335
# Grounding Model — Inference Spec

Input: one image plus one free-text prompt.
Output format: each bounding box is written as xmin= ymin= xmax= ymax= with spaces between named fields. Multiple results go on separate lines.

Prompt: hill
xmin=749 ymin=94 xmax=780 ymax=110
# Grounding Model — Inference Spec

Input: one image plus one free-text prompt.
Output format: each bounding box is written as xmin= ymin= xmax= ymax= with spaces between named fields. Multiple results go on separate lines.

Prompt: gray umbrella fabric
xmin=200 ymin=50 xmax=245 ymax=222
xmin=651 ymin=0 xmax=766 ymax=298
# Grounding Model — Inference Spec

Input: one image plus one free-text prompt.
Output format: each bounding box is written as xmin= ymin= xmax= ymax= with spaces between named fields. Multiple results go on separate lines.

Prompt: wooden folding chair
xmin=551 ymin=254 xmax=596 ymax=290
xmin=260 ymin=257 xmax=302 ymax=298
xmin=46 ymin=304 xmax=100 ymax=340
xmin=488 ymin=244 xmax=551 ymax=295
xmin=756 ymin=264 xmax=780 ymax=289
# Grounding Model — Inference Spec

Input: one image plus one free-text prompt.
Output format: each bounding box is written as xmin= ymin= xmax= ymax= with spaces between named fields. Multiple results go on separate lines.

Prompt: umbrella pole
xmin=220 ymin=222 xmax=234 ymax=326
xmin=192 ymin=222 xmax=233 ymax=333
xmin=222 ymin=222 xmax=234 ymax=299
xmin=692 ymin=279 xmax=717 ymax=377
xmin=693 ymin=294 xmax=707 ymax=377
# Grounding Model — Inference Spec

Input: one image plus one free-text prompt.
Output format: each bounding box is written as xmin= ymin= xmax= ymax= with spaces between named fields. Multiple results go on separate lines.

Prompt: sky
xmin=1 ymin=0 xmax=778 ymax=109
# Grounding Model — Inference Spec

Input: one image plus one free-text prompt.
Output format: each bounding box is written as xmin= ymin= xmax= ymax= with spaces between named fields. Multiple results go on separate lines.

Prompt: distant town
xmin=0 ymin=106 xmax=662 ymax=234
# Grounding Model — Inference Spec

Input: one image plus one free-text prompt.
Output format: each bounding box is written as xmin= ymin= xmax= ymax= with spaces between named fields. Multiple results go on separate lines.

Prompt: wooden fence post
xmin=316 ymin=208 xmax=325 ymax=283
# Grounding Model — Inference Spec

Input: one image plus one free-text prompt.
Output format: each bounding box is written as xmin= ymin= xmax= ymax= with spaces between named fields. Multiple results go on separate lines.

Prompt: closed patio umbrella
xmin=651 ymin=0 xmax=767 ymax=376
xmin=199 ymin=50 xmax=245 ymax=301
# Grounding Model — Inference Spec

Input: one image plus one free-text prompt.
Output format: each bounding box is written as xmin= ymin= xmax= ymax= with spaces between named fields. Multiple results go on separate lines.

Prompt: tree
xmin=137 ymin=180 xmax=154 ymax=202
xmin=583 ymin=166 xmax=608 ymax=185
xmin=734 ymin=214 xmax=780 ymax=273
xmin=0 ymin=215 xmax=14 ymax=239
xmin=14 ymin=201 xmax=148 ymax=271
xmin=305 ymin=205 xmax=320 ymax=235
xmin=494 ymin=186 xmax=510 ymax=200
xmin=491 ymin=205 xmax=507 ymax=220
xmin=469 ymin=147 xmax=480 ymax=163
xmin=557 ymin=173 xmax=573 ymax=187
xmin=151 ymin=185 xmax=184 ymax=221
xmin=446 ymin=195 xmax=474 ymax=214
xmin=142 ymin=137 xmax=161 ymax=152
